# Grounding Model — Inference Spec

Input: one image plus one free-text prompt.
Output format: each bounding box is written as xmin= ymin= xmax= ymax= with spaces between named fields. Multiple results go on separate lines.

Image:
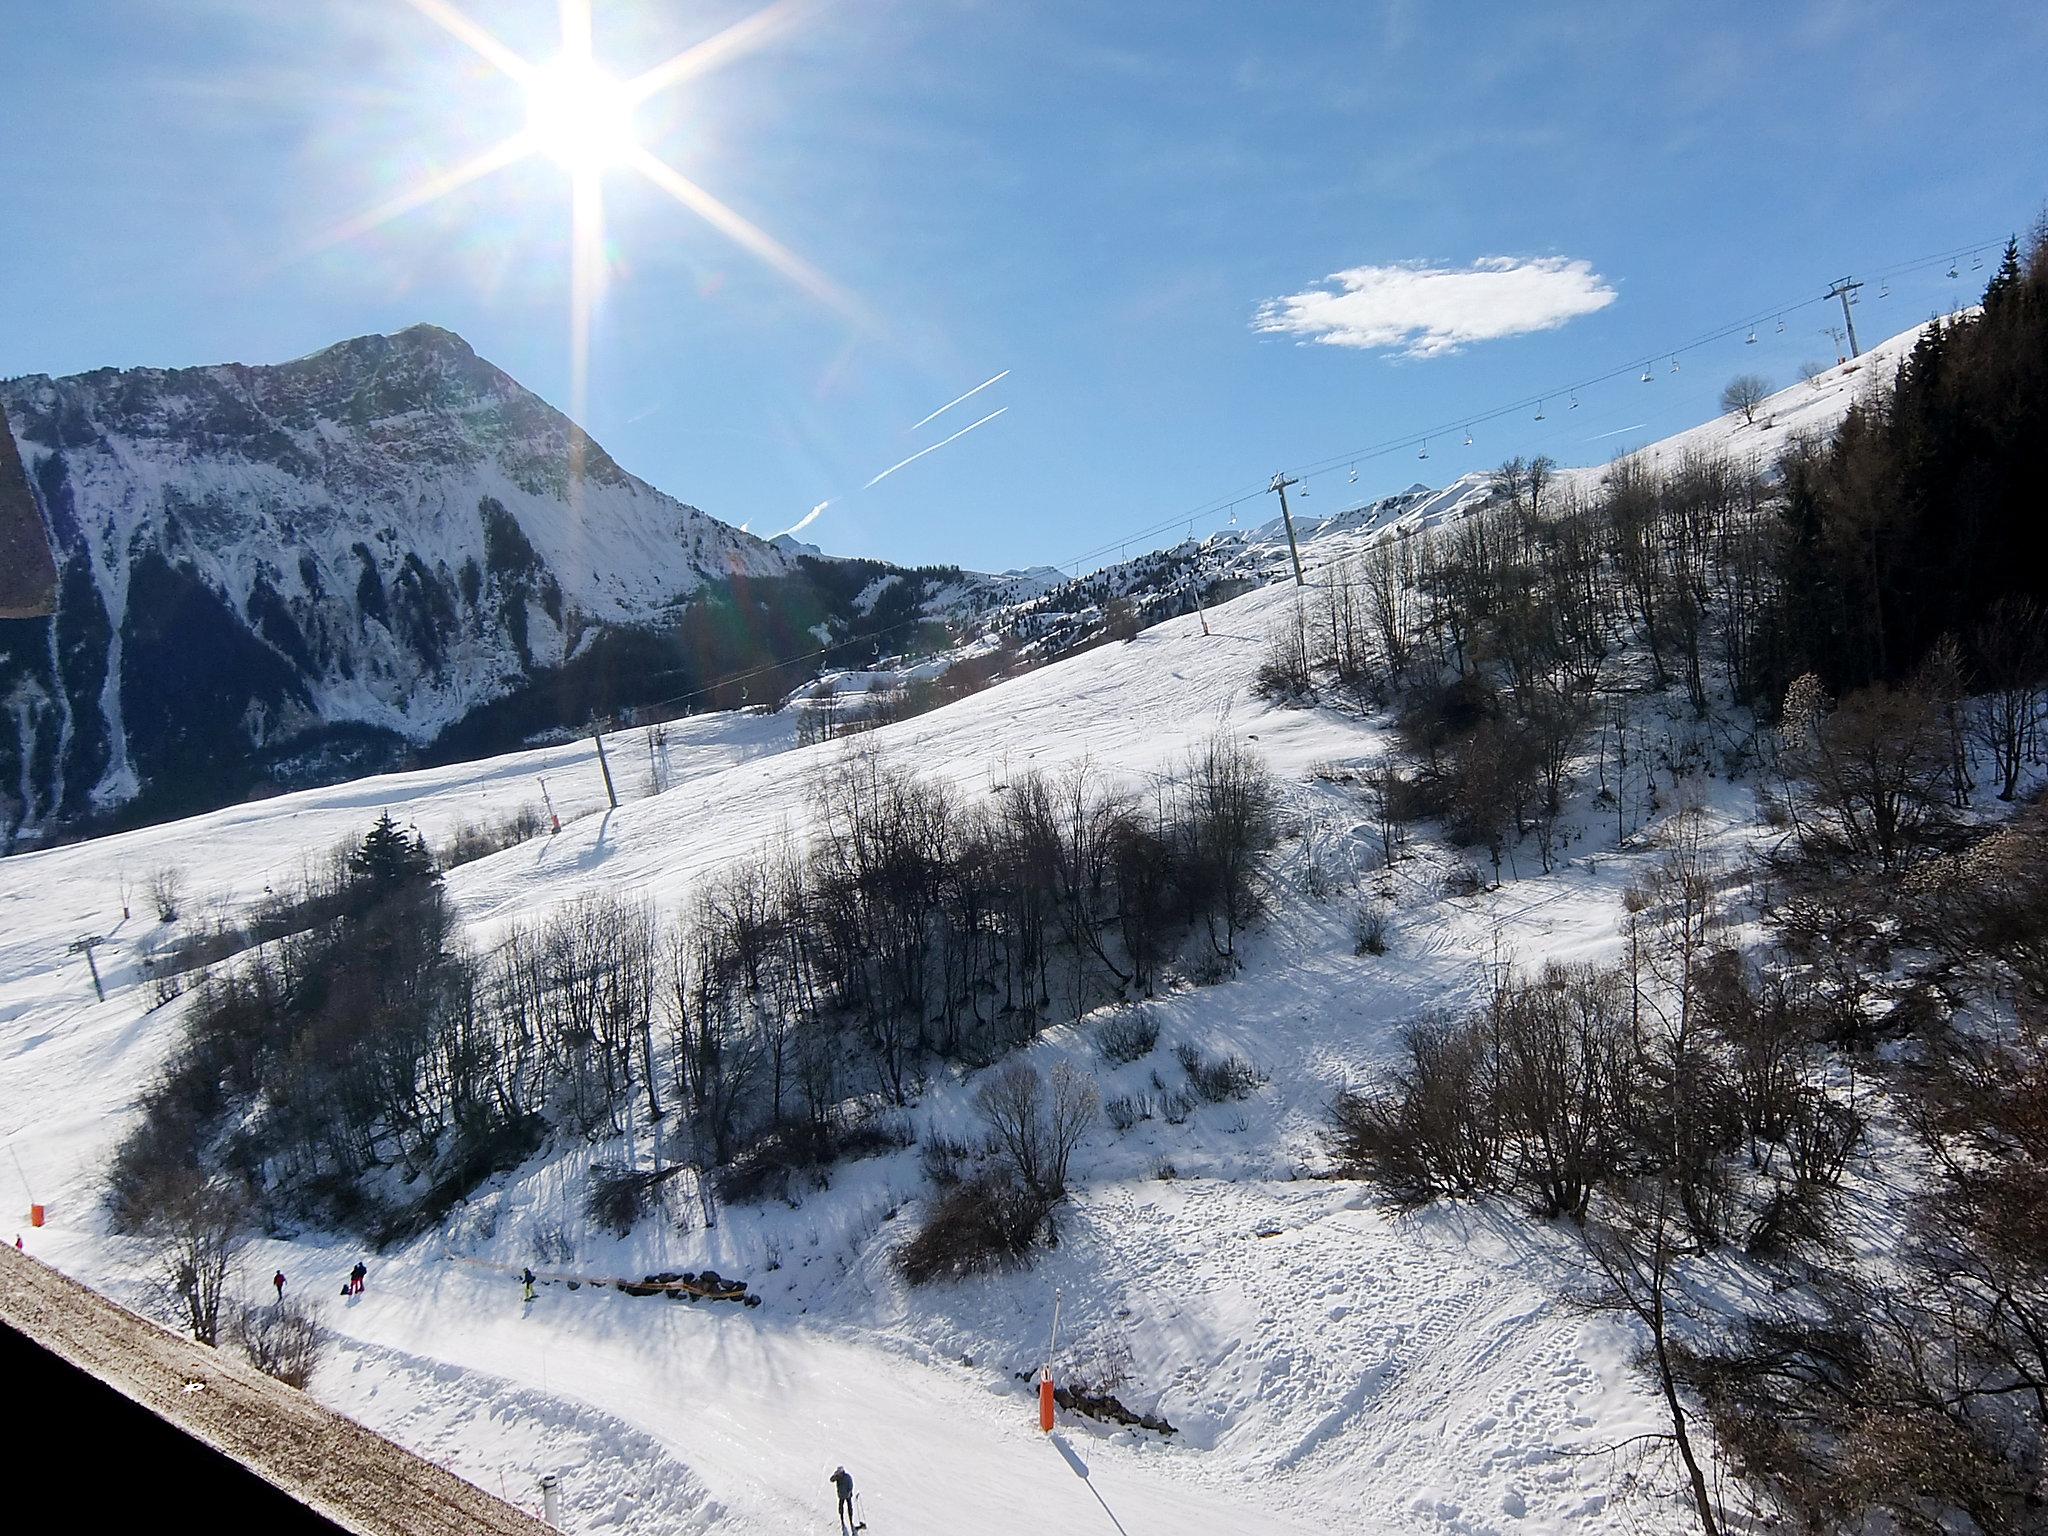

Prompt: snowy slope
xmin=0 ymin=329 xmax=1928 ymax=1535
xmin=0 ymin=577 xmax=1668 ymax=1535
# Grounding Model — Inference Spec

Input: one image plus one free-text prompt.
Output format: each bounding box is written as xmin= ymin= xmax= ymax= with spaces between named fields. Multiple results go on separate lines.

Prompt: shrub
xmin=1328 ymin=1017 xmax=1502 ymax=1205
xmin=897 ymin=1174 xmax=1047 ymax=1285
xmin=1175 ymin=1043 xmax=1264 ymax=1103
xmin=1095 ymin=1010 xmax=1160 ymax=1065
xmin=148 ymin=865 xmax=186 ymax=924
xmin=1352 ymin=899 xmax=1389 ymax=956
xmin=1104 ymin=1093 xmax=1152 ymax=1133
xmin=232 ymin=1297 xmax=327 ymax=1388
xmin=585 ymin=1162 xmax=685 ymax=1236
xmin=920 ymin=1133 xmax=973 ymax=1189
xmin=1441 ymin=861 xmax=1487 ymax=898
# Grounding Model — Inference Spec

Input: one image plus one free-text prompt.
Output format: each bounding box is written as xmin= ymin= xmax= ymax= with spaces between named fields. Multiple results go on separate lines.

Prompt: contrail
xmin=864 ymin=407 xmax=1008 ymax=489
xmin=1584 ymin=422 xmax=1647 ymax=441
xmin=907 ymin=370 xmax=1010 ymax=433
xmin=774 ymin=500 xmax=831 ymax=539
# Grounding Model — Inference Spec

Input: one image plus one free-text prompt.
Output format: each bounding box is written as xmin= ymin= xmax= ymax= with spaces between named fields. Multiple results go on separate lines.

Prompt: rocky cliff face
xmin=0 ymin=324 xmax=795 ymax=839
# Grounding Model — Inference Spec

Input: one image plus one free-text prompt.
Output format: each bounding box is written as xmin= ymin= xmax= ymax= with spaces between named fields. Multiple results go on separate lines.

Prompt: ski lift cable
xmin=1053 ymin=235 xmax=2003 ymax=574
xmin=590 ymin=237 xmax=2010 ymax=718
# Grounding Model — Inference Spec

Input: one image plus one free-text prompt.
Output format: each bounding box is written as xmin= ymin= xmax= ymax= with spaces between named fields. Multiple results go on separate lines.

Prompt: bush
xmin=1352 ymin=899 xmax=1389 ymax=956
xmin=1104 ymin=1093 xmax=1151 ymax=1133
xmin=1175 ymin=1043 xmax=1264 ymax=1103
xmin=919 ymin=1133 xmax=973 ymax=1189
xmin=148 ymin=865 xmax=186 ymax=924
xmin=897 ymin=1174 xmax=1048 ymax=1285
xmin=440 ymin=804 xmax=547 ymax=869
xmin=585 ymin=1162 xmax=685 ymax=1236
xmin=1095 ymin=1010 xmax=1161 ymax=1065
xmin=1441 ymin=861 xmax=1487 ymax=898
xmin=1328 ymin=1017 xmax=1501 ymax=1206
xmin=232 ymin=1297 xmax=327 ymax=1388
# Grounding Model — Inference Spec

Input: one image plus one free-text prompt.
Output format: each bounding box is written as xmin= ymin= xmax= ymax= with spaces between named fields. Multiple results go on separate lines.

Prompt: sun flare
xmin=525 ymin=55 xmax=636 ymax=175
xmin=319 ymin=0 xmax=872 ymax=425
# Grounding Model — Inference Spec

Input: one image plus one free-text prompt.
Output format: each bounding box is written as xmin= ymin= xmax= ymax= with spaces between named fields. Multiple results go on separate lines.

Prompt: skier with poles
xmin=829 ymin=1466 xmax=860 ymax=1531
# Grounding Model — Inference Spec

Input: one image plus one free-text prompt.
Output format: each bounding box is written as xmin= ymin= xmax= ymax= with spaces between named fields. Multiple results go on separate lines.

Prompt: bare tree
xmin=976 ymin=1059 xmax=1098 ymax=1205
xmin=148 ymin=865 xmax=187 ymax=924
xmin=1581 ymin=1179 xmax=1725 ymax=1536
xmin=136 ymin=1169 xmax=249 ymax=1346
xmin=1719 ymin=374 xmax=1771 ymax=426
xmin=1971 ymin=596 xmax=2046 ymax=801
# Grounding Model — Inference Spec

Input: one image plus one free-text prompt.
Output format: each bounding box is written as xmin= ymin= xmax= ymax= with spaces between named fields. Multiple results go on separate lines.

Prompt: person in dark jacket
xmin=522 ymin=1266 xmax=537 ymax=1302
xmin=350 ymin=1261 xmax=367 ymax=1295
xmin=273 ymin=1269 xmax=286 ymax=1302
xmin=830 ymin=1466 xmax=855 ymax=1529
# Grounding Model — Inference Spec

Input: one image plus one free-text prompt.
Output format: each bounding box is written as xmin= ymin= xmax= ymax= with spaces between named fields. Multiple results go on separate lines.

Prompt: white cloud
xmin=1253 ymin=256 xmax=1616 ymax=358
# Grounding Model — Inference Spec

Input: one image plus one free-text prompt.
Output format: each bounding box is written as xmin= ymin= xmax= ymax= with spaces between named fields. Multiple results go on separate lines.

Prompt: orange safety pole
xmin=1039 ymin=1287 xmax=1062 ymax=1432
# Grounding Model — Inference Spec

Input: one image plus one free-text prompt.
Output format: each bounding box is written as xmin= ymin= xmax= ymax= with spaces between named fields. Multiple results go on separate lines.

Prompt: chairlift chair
xmin=1775 ymin=316 xmax=1787 ymax=333
xmin=1947 ymin=261 xmax=1959 ymax=278
xmin=1533 ymin=399 xmax=1546 ymax=421
xmin=1462 ymin=428 xmax=1474 ymax=446
xmin=1746 ymin=327 xmax=1757 ymax=344
xmin=1640 ymin=363 xmax=1654 ymax=383
xmin=1417 ymin=440 xmax=1429 ymax=460
xmin=1569 ymin=391 xmax=1579 ymax=409
xmin=1879 ymin=279 xmax=1890 ymax=299
xmin=1670 ymin=356 xmax=1681 ymax=373
xmin=1971 ymin=251 xmax=1984 ymax=271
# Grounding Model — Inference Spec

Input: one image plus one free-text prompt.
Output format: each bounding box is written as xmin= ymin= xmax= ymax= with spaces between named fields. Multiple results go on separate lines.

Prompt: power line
xmin=620 ymin=238 xmax=2007 ymax=723
xmin=1049 ymin=237 xmax=2002 ymax=576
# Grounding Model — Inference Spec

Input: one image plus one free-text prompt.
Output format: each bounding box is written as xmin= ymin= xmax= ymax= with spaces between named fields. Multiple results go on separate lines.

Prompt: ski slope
xmin=0 ymin=349 xmax=1922 ymax=1533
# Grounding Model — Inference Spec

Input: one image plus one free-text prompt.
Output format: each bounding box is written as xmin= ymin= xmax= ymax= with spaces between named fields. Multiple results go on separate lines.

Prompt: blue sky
xmin=3 ymin=1 xmax=2045 ymax=574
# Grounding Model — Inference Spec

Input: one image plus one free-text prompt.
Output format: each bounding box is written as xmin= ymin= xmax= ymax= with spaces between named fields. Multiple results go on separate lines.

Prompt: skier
xmin=273 ymin=1269 xmax=286 ymax=1302
xmin=350 ymin=1261 xmax=367 ymax=1295
xmin=521 ymin=1266 xmax=537 ymax=1302
xmin=829 ymin=1466 xmax=856 ymax=1531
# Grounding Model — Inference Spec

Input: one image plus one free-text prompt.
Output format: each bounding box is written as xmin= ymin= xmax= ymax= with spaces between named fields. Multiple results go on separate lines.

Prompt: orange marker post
xmin=1039 ymin=1286 xmax=1062 ymax=1432
xmin=29 ymin=1204 xmax=45 ymax=1228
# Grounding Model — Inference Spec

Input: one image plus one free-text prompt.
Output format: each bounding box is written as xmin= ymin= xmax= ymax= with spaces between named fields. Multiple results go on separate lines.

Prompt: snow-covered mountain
xmin=0 ymin=327 xmax=1044 ymax=844
xmin=0 ymin=324 xmax=796 ymax=832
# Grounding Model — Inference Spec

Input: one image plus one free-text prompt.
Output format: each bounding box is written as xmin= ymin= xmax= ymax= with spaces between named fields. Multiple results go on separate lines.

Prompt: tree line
xmin=109 ymin=743 xmax=1278 ymax=1243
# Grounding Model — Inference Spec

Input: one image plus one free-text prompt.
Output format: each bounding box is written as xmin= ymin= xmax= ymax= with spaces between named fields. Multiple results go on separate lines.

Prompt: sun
xmin=525 ymin=55 xmax=636 ymax=175
xmin=317 ymin=0 xmax=875 ymax=433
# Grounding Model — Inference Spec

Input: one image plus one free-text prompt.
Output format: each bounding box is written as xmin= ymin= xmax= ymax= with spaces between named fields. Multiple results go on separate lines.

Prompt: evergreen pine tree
xmin=348 ymin=811 xmax=436 ymax=895
xmin=1983 ymin=235 xmax=2022 ymax=309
